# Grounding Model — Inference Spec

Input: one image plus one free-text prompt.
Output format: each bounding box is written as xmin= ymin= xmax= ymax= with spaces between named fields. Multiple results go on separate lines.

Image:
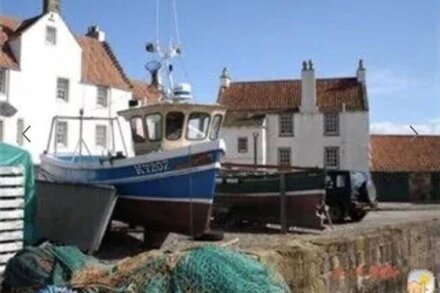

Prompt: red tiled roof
xmin=370 ymin=135 xmax=440 ymax=172
xmin=0 ymin=15 xmax=132 ymax=90
xmin=0 ymin=16 xmax=20 ymax=69
xmin=218 ymin=77 xmax=366 ymax=112
xmin=76 ymin=36 xmax=131 ymax=91
xmin=130 ymin=79 xmax=161 ymax=105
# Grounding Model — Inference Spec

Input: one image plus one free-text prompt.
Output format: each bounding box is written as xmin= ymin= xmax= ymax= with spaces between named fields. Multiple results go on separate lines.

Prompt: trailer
xmin=213 ymin=164 xmax=378 ymax=230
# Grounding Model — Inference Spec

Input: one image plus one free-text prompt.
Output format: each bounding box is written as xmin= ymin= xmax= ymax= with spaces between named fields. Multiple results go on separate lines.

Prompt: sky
xmin=2 ymin=0 xmax=440 ymax=134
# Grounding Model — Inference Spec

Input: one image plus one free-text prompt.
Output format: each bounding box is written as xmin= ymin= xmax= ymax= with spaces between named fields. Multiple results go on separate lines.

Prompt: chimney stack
xmin=43 ymin=0 xmax=60 ymax=14
xmin=220 ymin=67 xmax=231 ymax=89
xmin=301 ymin=60 xmax=317 ymax=113
xmin=357 ymin=59 xmax=366 ymax=84
xmin=86 ymin=26 xmax=106 ymax=42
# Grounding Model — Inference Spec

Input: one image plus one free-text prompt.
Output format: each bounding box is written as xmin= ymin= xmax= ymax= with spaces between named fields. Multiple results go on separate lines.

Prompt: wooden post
xmin=280 ymin=172 xmax=287 ymax=234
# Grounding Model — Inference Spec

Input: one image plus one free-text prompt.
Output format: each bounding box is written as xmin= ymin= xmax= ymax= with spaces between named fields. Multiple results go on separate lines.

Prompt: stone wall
xmin=250 ymin=220 xmax=440 ymax=292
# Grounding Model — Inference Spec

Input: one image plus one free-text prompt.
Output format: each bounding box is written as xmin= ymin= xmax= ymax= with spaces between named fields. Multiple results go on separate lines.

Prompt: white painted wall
xmin=0 ymin=13 xmax=133 ymax=163
xmin=220 ymin=121 xmax=266 ymax=165
xmin=222 ymin=111 xmax=370 ymax=172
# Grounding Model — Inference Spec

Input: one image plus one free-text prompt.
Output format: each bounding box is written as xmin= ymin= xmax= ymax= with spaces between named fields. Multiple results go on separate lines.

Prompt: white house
xmin=0 ymin=0 xmax=153 ymax=163
xmin=218 ymin=60 xmax=370 ymax=172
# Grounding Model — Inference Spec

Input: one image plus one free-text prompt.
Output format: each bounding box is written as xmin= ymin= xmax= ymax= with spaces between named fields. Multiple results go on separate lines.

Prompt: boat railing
xmin=221 ymin=163 xmax=323 ymax=173
xmin=45 ymin=113 xmax=128 ymax=160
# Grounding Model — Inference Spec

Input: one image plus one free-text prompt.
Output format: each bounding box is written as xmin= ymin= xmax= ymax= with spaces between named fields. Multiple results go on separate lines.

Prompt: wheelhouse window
xmin=130 ymin=116 xmax=145 ymax=142
xmin=57 ymin=78 xmax=69 ymax=102
xmin=209 ymin=114 xmax=223 ymax=140
xmin=278 ymin=147 xmax=291 ymax=166
xmin=97 ymin=86 xmax=108 ymax=107
xmin=95 ymin=125 xmax=107 ymax=147
xmin=166 ymin=112 xmax=184 ymax=141
xmin=145 ymin=113 xmax=162 ymax=141
xmin=56 ymin=121 xmax=68 ymax=147
xmin=324 ymin=113 xmax=340 ymax=136
xmin=238 ymin=137 xmax=248 ymax=153
xmin=0 ymin=69 xmax=7 ymax=95
xmin=324 ymin=146 xmax=340 ymax=169
xmin=187 ymin=113 xmax=210 ymax=140
xmin=46 ymin=26 xmax=57 ymax=45
xmin=279 ymin=114 xmax=294 ymax=137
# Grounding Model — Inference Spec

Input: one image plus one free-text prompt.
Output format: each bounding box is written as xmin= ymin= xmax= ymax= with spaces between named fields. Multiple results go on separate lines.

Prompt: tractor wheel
xmin=328 ymin=203 xmax=345 ymax=223
xmin=349 ymin=209 xmax=367 ymax=222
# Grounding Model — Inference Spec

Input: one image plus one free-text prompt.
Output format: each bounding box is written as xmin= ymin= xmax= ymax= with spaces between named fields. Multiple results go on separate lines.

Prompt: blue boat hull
xmin=40 ymin=141 xmax=225 ymax=237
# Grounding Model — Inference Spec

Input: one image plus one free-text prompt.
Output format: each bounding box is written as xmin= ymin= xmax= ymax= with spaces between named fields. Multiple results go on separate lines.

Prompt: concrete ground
xmin=97 ymin=203 xmax=440 ymax=258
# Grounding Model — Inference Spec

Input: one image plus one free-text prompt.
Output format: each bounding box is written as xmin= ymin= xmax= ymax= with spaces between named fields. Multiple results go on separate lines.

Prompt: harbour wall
xmin=250 ymin=219 xmax=440 ymax=292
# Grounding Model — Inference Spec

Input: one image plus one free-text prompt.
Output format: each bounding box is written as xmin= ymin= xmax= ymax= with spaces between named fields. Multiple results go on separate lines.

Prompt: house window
xmin=0 ymin=69 xmax=7 ymax=95
xmin=96 ymin=125 xmax=107 ymax=147
xmin=56 ymin=121 xmax=68 ymax=146
xmin=324 ymin=147 xmax=340 ymax=169
xmin=57 ymin=78 xmax=69 ymax=101
xmin=279 ymin=114 xmax=294 ymax=137
xmin=17 ymin=119 xmax=24 ymax=146
xmin=46 ymin=26 xmax=57 ymax=45
xmin=324 ymin=113 xmax=340 ymax=136
xmin=97 ymin=86 xmax=108 ymax=107
xmin=238 ymin=137 xmax=248 ymax=153
xmin=278 ymin=147 xmax=291 ymax=166
xmin=0 ymin=120 xmax=3 ymax=142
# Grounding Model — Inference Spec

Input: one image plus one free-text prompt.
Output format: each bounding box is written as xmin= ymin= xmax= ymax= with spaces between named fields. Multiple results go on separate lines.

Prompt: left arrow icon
xmin=22 ymin=126 xmax=31 ymax=143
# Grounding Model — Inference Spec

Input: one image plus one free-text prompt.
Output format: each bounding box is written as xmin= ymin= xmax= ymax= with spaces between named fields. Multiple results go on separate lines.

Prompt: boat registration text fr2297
xmin=133 ymin=160 xmax=170 ymax=175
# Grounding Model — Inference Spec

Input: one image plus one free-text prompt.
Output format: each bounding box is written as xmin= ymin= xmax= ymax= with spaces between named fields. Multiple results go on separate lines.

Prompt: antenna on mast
xmin=145 ymin=0 xmax=191 ymax=103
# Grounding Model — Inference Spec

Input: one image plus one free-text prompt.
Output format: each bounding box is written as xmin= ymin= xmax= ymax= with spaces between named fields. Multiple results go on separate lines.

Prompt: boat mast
xmin=145 ymin=0 xmax=183 ymax=101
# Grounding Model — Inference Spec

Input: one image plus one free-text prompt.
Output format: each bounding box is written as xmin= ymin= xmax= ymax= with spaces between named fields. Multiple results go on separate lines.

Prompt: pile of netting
xmin=2 ymin=243 xmax=290 ymax=293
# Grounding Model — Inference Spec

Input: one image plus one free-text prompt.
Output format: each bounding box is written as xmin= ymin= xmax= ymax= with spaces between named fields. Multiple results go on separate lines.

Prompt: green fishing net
xmin=3 ymin=243 xmax=290 ymax=293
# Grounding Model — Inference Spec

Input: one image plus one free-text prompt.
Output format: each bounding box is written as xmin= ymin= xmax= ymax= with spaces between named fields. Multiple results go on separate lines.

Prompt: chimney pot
xmin=86 ymin=25 xmax=106 ymax=42
xmin=302 ymin=61 xmax=307 ymax=71
xmin=220 ymin=67 xmax=231 ymax=88
xmin=357 ymin=59 xmax=366 ymax=83
xmin=308 ymin=60 xmax=314 ymax=71
xmin=43 ymin=0 xmax=60 ymax=14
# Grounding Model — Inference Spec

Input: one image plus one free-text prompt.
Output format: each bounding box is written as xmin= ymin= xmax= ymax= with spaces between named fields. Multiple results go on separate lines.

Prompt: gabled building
xmin=217 ymin=60 xmax=370 ymax=172
xmin=0 ymin=0 xmax=142 ymax=162
xmin=370 ymin=135 xmax=440 ymax=202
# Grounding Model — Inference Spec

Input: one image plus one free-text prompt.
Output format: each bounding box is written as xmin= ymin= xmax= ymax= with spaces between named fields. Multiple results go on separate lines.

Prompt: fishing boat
xmin=213 ymin=164 xmax=327 ymax=230
xmin=40 ymin=3 xmax=226 ymax=241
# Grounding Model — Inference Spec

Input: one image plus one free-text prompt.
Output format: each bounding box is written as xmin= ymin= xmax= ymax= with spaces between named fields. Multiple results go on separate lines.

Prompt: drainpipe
xmin=253 ymin=132 xmax=259 ymax=166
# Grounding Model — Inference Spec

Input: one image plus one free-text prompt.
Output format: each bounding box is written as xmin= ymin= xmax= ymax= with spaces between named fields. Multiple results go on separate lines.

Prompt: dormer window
xmin=46 ymin=26 xmax=57 ymax=45
xmin=97 ymin=86 xmax=108 ymax=107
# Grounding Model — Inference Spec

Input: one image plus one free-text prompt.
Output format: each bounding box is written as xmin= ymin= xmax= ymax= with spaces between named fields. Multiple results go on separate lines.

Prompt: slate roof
xmin=370 ymin=135 xmax=440 ymax=172
xmin=218 ymin=77 xmax=366 ymax=113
